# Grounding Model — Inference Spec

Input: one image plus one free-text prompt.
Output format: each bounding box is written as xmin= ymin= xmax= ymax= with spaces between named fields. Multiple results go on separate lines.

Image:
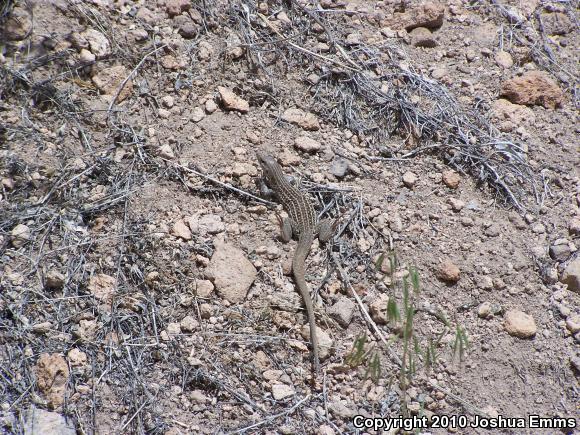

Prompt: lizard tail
xmin=293 ymin=232 xmax=321 ymax=374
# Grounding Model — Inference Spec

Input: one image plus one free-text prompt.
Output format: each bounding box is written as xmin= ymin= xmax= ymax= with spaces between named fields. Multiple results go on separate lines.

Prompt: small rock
xmin=198 ymin=214 xmax=225 ymax=234
xmin=174 ymin=15 xmax=197 ymax=39
xmin=495 ymin=50 xmax=513 ymax=69
xmin=31 ymin=322 xmax=52 ymax=334
xmin=448 ymin=198 xmax=465 ymax=212
xmin=328 ymin=297 xmax=355 ymax=328
xmin=81 ymin=29 xmax=110 ymax=58
xmin=217 ymin=86 xmax=249 ymax=113
xmin=565 ymin=314 xmax=580 ymax=334
xmin=87 ymin=273 xmax=116 ymax=304
xmin=189 ymin=390 xmax=209 ymax=404
xmin=328 ymin=400 xmax=355 ymax=418
xmin=34 ymin=353 xmax=70 ymax=409
xmin=166 ymin=322 xmax=181 ymax=335
xmin=180 ymin=315 xmax=199 ymax=333
xmin=191 ymin=107 xmax=205 ymax=122
xmin=161 ymin=95 xmax=174 ymax=108
xmin=294 ymin=135 xmax=321 ymax=153
xmin=157 ymin=144 xmax=175 ymax=159
xmin=531 ymin=223 xmax=546 ymax=234
xmin=158 ymin=108 xmax=171 ymax=119
xmin=79 ymin=48 xmax=96 ymax=63
xmin=409 ymin=27 xmax=437 ymax=47
xmin=166 ymin=0 xmax=191 ymax=17
xmin=478 ymin=302 xmax=492 ymax=318
xmin=437 ymin=260 xmax=460 ymax=283
xmin=484 ymin=224 xmax=501 ymax=237
xmin=402 ymin=171 xmax=417 ymax=188
xmin=431 ymin=67 xmax=446 ymax=79
xmin=67 ymin=348 xmax=88 ymax=367
xmin=11 ymin=223 xmax=31 ymax=248
xmin=549 ymin=239 xmax=571 ymax=261
xmin=568 ymin=217 xmax=580 ymax=236
xmin=74 ymin=319 xmax=98 ymax=342
xmin=172 ymin=220 xmax=192 ymax=240
xmin=205 ymin=99 xmax=218 ymax=113
xmin=504 ymin=309 xmax=536 ymax=338
xmin=45 ymin=270 xmax=65 ymax=290
xmin=329 ymin=158 xmax=349 ymax=178
xmin=92 ymin=65 xmax=133 ymax=103
xmin=281 ymin=108 xmax=320 ymax=131
xmin=194 ymin=280 xmax=214 ymax=298
xmin=500 ymin=71 xmax=564 ymax=109
xmin=205 ymin=240 xmax=257 ymax=303
xmin=561 ymin=258 xmax=580 ymax=294
xmin=477 ymin=275 xmax=494 ymax=290
xmin=23 ymin=406 xmax=75 ymax=435
xmin=442 ymin=170 xmax=460 ymax=189
xmin=271 ymin=384 xmax=295 ymax=400
xmin=369 ymin=294 xmax=390 ymax=324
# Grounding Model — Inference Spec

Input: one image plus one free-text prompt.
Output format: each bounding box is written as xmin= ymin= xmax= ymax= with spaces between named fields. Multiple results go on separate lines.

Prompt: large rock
xmin=281 ymin=108 xmax=320 ymax=131
xmin=500 ymin=71 xmax=564 ymax=109
xmin=34 ymin=353 xmax=70 ymax=409
xmin=205 ymin=241 xmax=257 ymax=303
xmin=23 ymin=406 xmax=75 ymax=435
xmin=217 ymin=87 xmax=249 ymax=113
xmin=540 ymin=12 xmax=573 ymax=35
xmin=404 ymin=2 xmax=445 ymax=30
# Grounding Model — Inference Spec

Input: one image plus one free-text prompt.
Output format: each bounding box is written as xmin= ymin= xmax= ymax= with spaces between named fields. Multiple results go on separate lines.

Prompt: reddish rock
xmin=500 ymin=71 xmax=564 ymax=109
xmin=166 ymin=0 xmax=191 ymax=17
xmin=405 ymin=2 xmax=445 ymax=30
xmin=437 ymin=260 xmax=460 ymax=283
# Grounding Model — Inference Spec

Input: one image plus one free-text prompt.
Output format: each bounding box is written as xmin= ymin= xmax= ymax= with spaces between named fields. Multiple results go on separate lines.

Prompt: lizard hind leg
xmin=317 ymin=217 xmax=339 ymax=243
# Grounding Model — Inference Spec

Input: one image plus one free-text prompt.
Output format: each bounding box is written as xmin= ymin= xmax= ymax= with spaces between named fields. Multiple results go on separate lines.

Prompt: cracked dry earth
xmin=0 ymin=0 xmax=579 ymax=434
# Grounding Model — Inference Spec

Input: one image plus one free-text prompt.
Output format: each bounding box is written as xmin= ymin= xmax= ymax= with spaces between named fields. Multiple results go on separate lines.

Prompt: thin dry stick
xmin=164 ymin=159 xmax=274 ymax=205
xmin=107 ymin=44 xmax=167 ymax=114
xmin=227 ymin=395 xmax=312 ymax=434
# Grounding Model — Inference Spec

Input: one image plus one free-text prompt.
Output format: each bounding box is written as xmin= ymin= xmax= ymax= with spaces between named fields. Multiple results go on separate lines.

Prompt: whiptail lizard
xmin=257 ymin=152 xmax=334 ymax=377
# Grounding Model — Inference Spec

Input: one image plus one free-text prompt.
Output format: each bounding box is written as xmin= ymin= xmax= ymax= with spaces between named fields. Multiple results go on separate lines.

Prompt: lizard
xmin=256 ymin=152 xmax=334 ymax=377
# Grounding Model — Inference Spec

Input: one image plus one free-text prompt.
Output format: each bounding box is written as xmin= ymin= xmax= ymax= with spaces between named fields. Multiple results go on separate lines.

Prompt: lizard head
xmin=256 ymin=152 xmax=280 ymax=185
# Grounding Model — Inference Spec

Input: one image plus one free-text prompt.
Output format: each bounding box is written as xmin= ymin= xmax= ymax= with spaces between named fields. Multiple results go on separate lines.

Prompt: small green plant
xmin=348 ymin=251 xmax=469 ymax=416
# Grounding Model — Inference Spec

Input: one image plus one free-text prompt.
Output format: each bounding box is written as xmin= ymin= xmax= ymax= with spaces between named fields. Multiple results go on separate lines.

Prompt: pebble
xmin=271 ymin=384 xmax=295 ymax=400
xmin=191 ymin=107 xmax=205 ymax=122
xmin=561 ymin=258 xmax=580 ymax=293
xmin=565 ymin=314 xmax=580 ymax=334
xmin=294 ymin=135 xmax=321 ymax=153
xmin=442 ymin=170 xmax=460 ymax=188
xmin=402 ymin=171 xmax=417 ymax=188
xmin=495 ymin=50 xmax=513 ymax=68
xmin=437 ymin=260 xmax=460 ymax=283
xmin=217 ymin=86 xmax=249 ymax=113
xmin=172 ymin=220 xmax=192 ymax=240
xmin=504 ymin=309 xmax=537 ymax=338
xmin=11 ymin=223 xmax=31 ymax=248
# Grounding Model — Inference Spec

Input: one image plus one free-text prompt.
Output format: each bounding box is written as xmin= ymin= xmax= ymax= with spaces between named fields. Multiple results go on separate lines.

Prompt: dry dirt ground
xmin=1 ymin=0 xmax=579 ymax=434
